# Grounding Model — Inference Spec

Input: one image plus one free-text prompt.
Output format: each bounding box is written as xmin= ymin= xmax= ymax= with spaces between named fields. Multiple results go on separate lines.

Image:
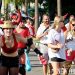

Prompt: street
xmin=26 ymin=49 xmax=43 ymax=75
xmin=26 ymin=49 xmax=75 ymax=75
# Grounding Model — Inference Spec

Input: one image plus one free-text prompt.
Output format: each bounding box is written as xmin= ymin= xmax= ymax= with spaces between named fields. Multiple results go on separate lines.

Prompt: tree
xmin=0 ymin=0 xmax=2 ymax=14
xmin=4 ymin=0 xmax=10 ymax=20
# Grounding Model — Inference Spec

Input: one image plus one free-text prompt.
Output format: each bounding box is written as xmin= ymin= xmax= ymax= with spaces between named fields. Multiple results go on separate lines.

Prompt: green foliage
xmin=28 ymin=8 xmax=34 ymax=17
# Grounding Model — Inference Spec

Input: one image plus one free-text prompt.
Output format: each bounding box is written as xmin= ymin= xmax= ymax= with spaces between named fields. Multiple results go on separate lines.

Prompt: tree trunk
xmin=35 ymin=0 xmax=39 ymax=33
xmin=4 ymin=0 xmax=10 ymax=20
xmin=57 ymin=0 xmax=61 ymax=16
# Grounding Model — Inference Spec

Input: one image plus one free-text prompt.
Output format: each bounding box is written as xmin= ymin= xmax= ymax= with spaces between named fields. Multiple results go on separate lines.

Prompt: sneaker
xmin=38 ymin=55 xmax=47 ymax=65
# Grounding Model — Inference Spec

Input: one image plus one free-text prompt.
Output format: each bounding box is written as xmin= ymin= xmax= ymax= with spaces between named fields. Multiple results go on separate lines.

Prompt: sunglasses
xmin=72 ymin=24 xmax=75 ymax=26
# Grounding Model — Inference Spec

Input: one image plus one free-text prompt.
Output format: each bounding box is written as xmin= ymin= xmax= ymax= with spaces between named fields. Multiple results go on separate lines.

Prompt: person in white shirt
xmin=47 ymin=17 xmax=66 ymax=75
xmin=36 ymin=14 xmax=51 ymax=75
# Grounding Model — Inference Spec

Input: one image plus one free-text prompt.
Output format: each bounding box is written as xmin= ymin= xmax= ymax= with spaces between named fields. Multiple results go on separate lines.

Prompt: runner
xmin=47 ymin=17 xmax=66 ymax=75
xmin=36 ymin=14 xmax=51 ymax=75
xmin=0 ymin=21 xmax=42 ymax=75
xmin=65 ymin=19 xmax=75 ymax=75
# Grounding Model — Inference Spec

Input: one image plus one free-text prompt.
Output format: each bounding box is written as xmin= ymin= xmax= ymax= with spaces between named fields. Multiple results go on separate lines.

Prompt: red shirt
xmin=11 ymin=10 xmax=22 ymax=25
xmin=30 ymin=25 xmax=35 ymax=37
xmin=62 ymin=26 xmax=67 ymax=32
xmin=2 ymin=34 xmax=18 ymax=54
xmin=14 ymin=27 xmax=30 ymax=48
xmin=0 ymin=20 xmax=4 ymax=24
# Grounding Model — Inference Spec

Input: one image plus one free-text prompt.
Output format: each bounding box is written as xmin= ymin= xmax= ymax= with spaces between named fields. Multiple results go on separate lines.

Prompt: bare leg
xmin=43 ymin=64 xmax=47 ymax=75
xmin=51 ymin=62 xmax=60 ymax=75
xmin=49 ymin=63 xmax=53 ymax=75
xmin=0 ymin=66 xmax=8 ymax=75
xmin=62 ymin=61 xmax=72 ymax=75
xmin=46 ymin=63 xmax=53 ymax=75
xmin=9 ymin=67 xmax=19 ymax=75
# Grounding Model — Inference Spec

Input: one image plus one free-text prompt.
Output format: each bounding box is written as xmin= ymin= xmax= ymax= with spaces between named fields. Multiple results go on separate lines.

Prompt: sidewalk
xmin=26 ymin=66 xmax=43 ymax=75
xmin=26 ymin=50 xmax=43 ymax=75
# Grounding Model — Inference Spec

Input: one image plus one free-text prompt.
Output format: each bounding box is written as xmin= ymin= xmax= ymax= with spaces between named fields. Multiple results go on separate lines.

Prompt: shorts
xmin=0 ymin=56 xmax=1 ymax=66
xmin=38 ymin=53 xmax=49 ymax=65
xmin=43 ymin=53 xmax=49 ymax=61
xmin=66 ymin=50 xmax=75 ymax=61
xmin=39 ymin=43 xmax=48 ymax=54
xmin=51 ymin=57 xmax=65 ymax=62
xmin=1 ymin=54 xmax=19 ymax=68
xmin=0 ymin=56 xmax=1 ymax=62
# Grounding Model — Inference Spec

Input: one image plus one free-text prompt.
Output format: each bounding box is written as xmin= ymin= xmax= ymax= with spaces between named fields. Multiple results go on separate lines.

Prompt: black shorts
xmin=0 ymin=56 xmax=1 ymax=62
xmin=0 ymin=56 xmax=1 ymax=66
xmin=1 ymin=54 xmax=19 ymax=68
xmin=51 ymin=57 xmax=65 ymax=62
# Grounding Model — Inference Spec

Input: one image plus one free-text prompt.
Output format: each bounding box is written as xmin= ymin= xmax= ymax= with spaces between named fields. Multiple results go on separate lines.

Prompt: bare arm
xmin=36 ymin=31 xmax=48 ymax=40
xmin=48 ymin=43 xmax=59 ymax=49
xmin=0 ymin=36 xmax=3 ymax=47
xmin=15 ymin=33 xmax=33 ymax=47
xmin=15 ymin=33 xmax=28 ymax=43
xmin=48 ymin=43 xmax=63 ymax=52
xmin=36 ymin=26 xmax=50 ymax=40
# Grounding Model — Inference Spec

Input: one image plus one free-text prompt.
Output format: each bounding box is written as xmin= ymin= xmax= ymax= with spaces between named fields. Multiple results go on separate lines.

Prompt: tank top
xmin=2 ymin=34 xmax=18 ymax=54
xmin=14 ymin=28 xmax=30 ymax=48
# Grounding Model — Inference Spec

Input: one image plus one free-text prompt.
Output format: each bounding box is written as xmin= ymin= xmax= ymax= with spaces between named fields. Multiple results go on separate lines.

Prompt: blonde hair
xmin=69 ymin=15 xmax=75 ymax=31
xmin=53 ymin=16 xmax=63 ymax=28
xmin=69 ymin=15 xmax=74 ymax=22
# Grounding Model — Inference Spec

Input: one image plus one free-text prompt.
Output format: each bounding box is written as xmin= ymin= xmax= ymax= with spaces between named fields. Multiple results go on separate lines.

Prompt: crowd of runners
xmin=0 ymin=5 xmax=75 ymax=75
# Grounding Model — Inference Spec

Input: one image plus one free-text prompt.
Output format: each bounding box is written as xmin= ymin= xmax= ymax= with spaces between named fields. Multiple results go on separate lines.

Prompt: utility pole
xmin=4 ymin=0 xmax=10 ymax=20
xmin=57 ymin=0 xmax=61 ymax=16
xmin=0 ymin=0 xmax=2 ymax=14
xmin=1 ymin=0 xmax=5 ymax=15
xmin=35 ymin=0 xmax=39 ymax=33
xmin=25 ymin=0 xmax=27 ymax=14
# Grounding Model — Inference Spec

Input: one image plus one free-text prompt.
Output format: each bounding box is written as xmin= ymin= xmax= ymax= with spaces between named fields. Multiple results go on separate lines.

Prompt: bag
xmin=43 ymin=26 xmax=49 ymax=33
xmin=25 ymin=49 xmax=31 ymax=71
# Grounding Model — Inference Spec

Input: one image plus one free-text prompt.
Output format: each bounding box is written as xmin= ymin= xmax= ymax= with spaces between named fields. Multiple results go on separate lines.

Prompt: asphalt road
xmin=26 ymin=50 xmax=43 ymax=75
xmin=26 ymin=49 xmax=75 ymax=75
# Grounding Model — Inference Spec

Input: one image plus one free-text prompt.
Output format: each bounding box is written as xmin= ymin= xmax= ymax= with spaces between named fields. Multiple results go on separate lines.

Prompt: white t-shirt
xmin=0 ymin=28 xmax=4 ymax=36
xmin=0 ymin=28 xmax=3 ymax=55
xmin=47 ymin=29 xmax=66 ymax=60
xmin=66 ymin=31 xmax=75 ymax=50
xmin=65 ymin=23 xmax=69 ymax=31
xmin=36 ymin=23 xmax=49 ymax=54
